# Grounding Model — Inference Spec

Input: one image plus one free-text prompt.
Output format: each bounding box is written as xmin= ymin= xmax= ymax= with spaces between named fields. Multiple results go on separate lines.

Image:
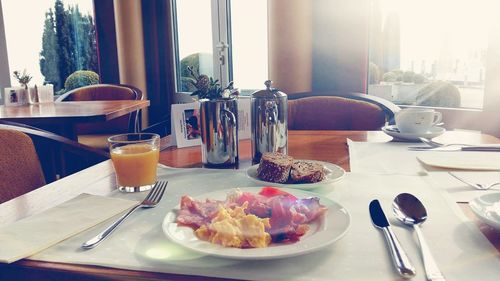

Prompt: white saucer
xmin=469 ymin=193 xmax=500 ymax=231
xmin=382 ymin=125 xmax=446 ymax=142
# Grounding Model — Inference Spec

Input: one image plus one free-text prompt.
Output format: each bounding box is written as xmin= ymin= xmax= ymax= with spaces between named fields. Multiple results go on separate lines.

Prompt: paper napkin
xmin=0 ymin=193 xmax=137 ymax=263
xmin=417 ymin=152 xmax=500 ymax=170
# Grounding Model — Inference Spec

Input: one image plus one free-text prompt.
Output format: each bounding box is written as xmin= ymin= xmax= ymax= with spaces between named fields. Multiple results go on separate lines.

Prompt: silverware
xmin=393 ymin=193 xmax=446 ymax=281
xmin=408 ymin=146 xmax=500 ymax=152
xmin=418 ymin=137 xmax=473 ymax=148
xmin=448 ymin=172 xmax=500 ymax=190
xmin=369 ymin=199 xmax=416 ymax=278
xmin=408 ymin=138 xmax=500 ymax=151
xmin=82 ymin=181 xmax=168 ymax=249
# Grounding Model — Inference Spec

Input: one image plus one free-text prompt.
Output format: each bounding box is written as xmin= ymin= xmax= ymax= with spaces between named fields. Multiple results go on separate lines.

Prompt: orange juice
xmin=110 ymin=143 xmax=160 ymax=187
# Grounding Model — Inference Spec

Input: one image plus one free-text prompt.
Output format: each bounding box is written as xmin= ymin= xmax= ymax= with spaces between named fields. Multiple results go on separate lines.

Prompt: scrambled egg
xmin=195 ymin=202 xmax=271 ymax=248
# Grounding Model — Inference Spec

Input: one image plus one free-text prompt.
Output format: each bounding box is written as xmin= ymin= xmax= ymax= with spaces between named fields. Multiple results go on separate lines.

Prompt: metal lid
xmin=251 ymin=80 xmax=287 ymax=99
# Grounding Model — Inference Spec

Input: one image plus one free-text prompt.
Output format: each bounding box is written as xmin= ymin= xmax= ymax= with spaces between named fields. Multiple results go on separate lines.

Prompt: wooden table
xmin=0 ymin=100 xmax=150 ymax=139
xmin=1 ymin=130 xmax=499 ymax=281
xmin=160 ymin=130 xmax=499 ymax=171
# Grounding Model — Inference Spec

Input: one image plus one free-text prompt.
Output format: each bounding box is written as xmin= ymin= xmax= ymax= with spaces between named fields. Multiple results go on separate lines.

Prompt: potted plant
xmin=187 ymin=66 xmax=239 ymax=167
xmin=11 ymin=70 xmax=33 ymax=105
xmin=13 ymin=70 xmax=32 ymax=90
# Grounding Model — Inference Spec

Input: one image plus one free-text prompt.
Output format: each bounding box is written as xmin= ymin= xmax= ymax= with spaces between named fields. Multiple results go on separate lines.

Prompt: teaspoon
xmin=393 ymin=193 xmax=447 ymax=281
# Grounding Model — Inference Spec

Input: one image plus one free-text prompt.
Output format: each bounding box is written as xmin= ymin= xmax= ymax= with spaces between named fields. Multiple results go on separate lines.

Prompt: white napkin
xmin=0 ymin=193 xmax=137 ymax=263
xmin=347 ymin=139 xmax=428 ymax=175
xmin=417 ymin=152 xmax=500 ymax=170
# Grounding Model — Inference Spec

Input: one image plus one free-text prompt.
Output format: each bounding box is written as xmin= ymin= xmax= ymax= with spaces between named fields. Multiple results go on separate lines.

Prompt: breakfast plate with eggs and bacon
xmin=162 ymin=187 xmax=350 ymax=260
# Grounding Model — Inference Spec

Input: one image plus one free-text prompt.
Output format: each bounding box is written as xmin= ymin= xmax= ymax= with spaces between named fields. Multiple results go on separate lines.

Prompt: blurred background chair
xmin=287 ymin=93 xmax=400 ymax=130
xmin=56 ymin=84 xmax=143 ymax=150
xmin=0 ymin=121 xmax=109 ymax=203
xmin=0 ymin=128 xmax=46 ymax=203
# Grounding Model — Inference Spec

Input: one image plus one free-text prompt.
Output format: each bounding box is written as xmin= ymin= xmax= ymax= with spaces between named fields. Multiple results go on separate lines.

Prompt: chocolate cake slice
xmin=257 ymin=152 xmax=294 ymax=183
xmin=290 ymin=161 xmax=326 ymax=183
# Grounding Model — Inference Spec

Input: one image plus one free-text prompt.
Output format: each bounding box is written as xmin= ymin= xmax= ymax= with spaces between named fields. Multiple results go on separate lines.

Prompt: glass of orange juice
xmin=108 ymin=133 xmax=160 ymax=192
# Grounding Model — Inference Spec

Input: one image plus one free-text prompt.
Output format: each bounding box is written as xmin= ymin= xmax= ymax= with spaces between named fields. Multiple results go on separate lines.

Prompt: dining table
xmin=0 ymin=130 xmax=499 ymax=281
xmin=0 ymin=100 xmax=150 ymax=140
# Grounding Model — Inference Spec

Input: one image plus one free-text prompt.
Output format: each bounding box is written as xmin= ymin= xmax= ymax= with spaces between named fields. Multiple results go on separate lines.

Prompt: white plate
xmin=382 ymin=125 xmax=446 ymax=142
xmin=469 ymin=193 xmax=500 ymax=231
xmin=162 ymin=187 xmax=350 ymax=260
xmin=245 ymin=160 xmax=345 ymax=189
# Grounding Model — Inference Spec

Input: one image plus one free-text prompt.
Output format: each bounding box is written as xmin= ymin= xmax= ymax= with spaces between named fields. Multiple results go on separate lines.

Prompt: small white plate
xmin=162 ymin=187 xmax=350 ymax=260
xmin=382 ymin=125 xmax=446 ymax=142
xmin=469 ymin=193 xmax=500 ymax=231
xmin=246 ymin=160 xmax=345 ymax=189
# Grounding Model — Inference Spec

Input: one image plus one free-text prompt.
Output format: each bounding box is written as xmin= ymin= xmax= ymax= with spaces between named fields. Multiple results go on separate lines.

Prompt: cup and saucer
xmin=382 ymin=108 xmax=446 ymax=142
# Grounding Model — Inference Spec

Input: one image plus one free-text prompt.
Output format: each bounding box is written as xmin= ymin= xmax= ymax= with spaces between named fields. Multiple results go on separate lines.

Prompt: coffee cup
xmin=395 ymin=108 xmax=442 ymax=134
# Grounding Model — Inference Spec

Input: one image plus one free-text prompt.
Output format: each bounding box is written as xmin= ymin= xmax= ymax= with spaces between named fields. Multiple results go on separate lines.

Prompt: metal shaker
xmin=199 ymin=97 xmax=239 ymax=168
xmin=251 ymin=80 xmax=288 ymax=163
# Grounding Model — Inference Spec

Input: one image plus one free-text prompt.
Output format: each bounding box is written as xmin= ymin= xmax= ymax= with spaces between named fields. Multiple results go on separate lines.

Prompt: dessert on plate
xmin=290 ymin=160 xmax=326 ymax=183
xmin=257 ymin=152 xmax=294 ymax=183
xmin=256 ymin=152 xmax=326 ymax=184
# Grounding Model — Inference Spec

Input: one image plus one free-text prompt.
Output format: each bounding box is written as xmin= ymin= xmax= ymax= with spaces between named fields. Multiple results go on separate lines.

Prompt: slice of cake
xmin=257 ymin=152 xmax=294 ymax=183
xmin=290 ymin=161 xmax=326 ymax=183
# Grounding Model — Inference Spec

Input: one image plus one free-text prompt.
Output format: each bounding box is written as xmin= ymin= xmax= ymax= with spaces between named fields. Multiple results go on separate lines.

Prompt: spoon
xmin=393 ymin=193 xmax=447 ymax=281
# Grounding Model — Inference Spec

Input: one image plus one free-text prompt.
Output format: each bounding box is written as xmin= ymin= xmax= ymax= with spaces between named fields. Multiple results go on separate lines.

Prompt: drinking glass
xmin=108 ymin=133 xmax=160 ymax=192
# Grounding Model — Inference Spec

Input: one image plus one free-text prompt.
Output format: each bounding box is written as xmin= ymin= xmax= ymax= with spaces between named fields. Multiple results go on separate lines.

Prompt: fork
xmin=419 ymin=138 xmax=474 ymax=148
xmin=448 ymin=172 xmax=500 ymax=190
xmin=82 ymin=181 xmax=168 ymax=249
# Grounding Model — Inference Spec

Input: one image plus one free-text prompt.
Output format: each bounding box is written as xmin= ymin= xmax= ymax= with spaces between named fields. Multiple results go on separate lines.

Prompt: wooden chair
xmin=0 ymin=121 xmax=109 ymax=203
xmin=287 ymin=93 xmax=400 ymax=130
xmin=55 ymin=84 xmax=143 ymax=149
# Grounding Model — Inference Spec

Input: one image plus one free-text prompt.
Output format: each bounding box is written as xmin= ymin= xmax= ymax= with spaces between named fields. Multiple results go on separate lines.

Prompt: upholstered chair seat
xmin=0 ymin=121 xmax=109 ymax=203
xmin=0 ymin=129 xmax=45 ymax=203
xmin=288 ymin=96 xmax=389 ymax=130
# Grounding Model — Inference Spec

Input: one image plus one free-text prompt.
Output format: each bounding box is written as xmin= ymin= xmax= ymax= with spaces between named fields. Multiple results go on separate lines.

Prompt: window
xmin=229 ymin=0 xmax=268 ymax=94
xmin=174 ymin=0 xmax=214 ymax=92
xmin=368 ymin=0 xmax=497 ymax=110
xmin=173 ymin=0 xmax=268 ymax=95
xmin=0 ymin=0 xmax=98 ymax=98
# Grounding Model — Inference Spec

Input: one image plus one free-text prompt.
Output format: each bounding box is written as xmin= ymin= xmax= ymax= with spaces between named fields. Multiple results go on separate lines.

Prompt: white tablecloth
xmin=29 ymin=167 xmax=500 ymax=281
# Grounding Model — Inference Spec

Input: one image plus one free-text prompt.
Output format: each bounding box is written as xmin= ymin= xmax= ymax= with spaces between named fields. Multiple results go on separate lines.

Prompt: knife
xmin=369 ymin=199 xmax=416 ymax=278
xmin=409 ymin=145 xmax=500 ymax=152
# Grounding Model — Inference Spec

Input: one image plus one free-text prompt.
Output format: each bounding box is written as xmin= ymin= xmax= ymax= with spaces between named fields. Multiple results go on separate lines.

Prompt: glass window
xmin=229 ymin=0 xmax=268 ymax=94
xmin=173 ymin=0 xmax=269 ymax=95
xmin=1 ymin=0 xmax=98 ymax=94
xmin=174 ymin=0 xmax=214 ymax=93
xmin=368 ymin=0 xmax=497 ymax=109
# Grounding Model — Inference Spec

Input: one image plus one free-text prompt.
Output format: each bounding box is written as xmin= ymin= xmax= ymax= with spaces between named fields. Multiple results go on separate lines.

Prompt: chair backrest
xmin=288 ymin=96 xmax=387 ymax=130
xmin=0 ymin=129 xmax=46 ymax=203
xmin=0 ymin=121 xmax=109 ymax=190
xmin=56 ymin=84 xmax=143 ymax=134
